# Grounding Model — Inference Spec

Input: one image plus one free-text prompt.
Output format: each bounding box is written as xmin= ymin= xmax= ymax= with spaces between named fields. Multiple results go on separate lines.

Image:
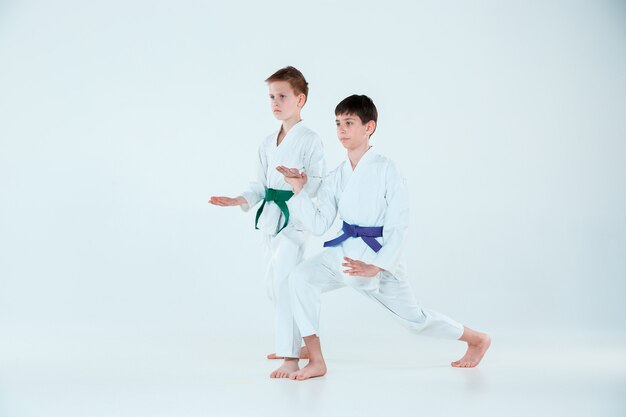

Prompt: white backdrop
xmin=1 ymin=0 xmax=625 ymax=344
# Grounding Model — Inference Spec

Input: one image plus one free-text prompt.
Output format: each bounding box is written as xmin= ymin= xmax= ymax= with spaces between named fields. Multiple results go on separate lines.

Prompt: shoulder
xmin=372 ymin=153 xmax=405 ymax=182
xmin=328 ymin=162 xmax=344 ymax=176
xmin=262 ymin=130 xmax=278 ymax=145
xmin=257 ymin=130 xmax=277 ymax=151
xmin=299 ymin=125 xmax=323 ymax=145
xmin=299 ymin=124 xmax=317 ymax=136
xmin=322 ymin=162 xmax=344 ymax=184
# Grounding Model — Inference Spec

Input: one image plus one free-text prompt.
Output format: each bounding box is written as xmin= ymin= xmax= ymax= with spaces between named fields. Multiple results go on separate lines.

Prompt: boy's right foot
xmin=267 ymin=346 xmax=309 ymax=360
xmin=452 ymin=331 xmax=491 ymax=368
xmin=288 ymin=360 xmax=326 ymax=381
xmin=269 ymin=358 xmax=299 ymax=378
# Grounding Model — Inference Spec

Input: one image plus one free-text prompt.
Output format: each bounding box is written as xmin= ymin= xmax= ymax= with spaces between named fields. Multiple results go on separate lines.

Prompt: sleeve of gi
xmin=301 ymin=133 xmax=326 ymax=199
xmin=287 ymin=171 xmax=337 ymax=236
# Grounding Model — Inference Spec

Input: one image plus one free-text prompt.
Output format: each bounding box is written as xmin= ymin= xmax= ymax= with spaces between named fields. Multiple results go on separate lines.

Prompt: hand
xmin=342 ymin=257 xmax=382 ymax=277
xmin=276 ymin=165 xmax=308 ymax=194
xmin=209 ymin=196 xmax=246 ymax=206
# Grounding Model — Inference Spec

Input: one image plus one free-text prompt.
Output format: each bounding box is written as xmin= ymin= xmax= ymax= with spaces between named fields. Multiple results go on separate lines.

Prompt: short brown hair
xmin=265 ymin=66 xmax=309 ymax=104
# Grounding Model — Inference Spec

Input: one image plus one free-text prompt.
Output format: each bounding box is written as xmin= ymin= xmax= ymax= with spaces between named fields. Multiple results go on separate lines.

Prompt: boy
xmin=209 ymin=66 xmax=325 ymax=361
xmin=274 ymin=94 xmax=490 ymax=380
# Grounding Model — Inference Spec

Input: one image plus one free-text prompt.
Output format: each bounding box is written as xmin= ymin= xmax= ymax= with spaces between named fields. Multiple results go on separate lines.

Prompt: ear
xmin=366 ymin=120 xmax=377 ymax=135
xmin=297 ymin=93 xmax=306 ymax=107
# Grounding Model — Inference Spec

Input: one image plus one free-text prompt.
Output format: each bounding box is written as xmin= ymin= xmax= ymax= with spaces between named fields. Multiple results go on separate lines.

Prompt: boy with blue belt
xmin=273 ymin=95 xmax=490 ymax=380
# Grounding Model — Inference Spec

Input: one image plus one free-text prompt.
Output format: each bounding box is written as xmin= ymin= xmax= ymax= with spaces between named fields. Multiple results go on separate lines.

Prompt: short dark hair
xmin=335 ymin=94 xmax=378 ymax=126
xmin=265 ymin=66 xmax=309 ymax=104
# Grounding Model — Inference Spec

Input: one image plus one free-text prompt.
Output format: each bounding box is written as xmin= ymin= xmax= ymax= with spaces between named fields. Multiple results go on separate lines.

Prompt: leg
xmin=289 ymin=334 xmax=327 ymax=380
xmin=268 ymin=235 xmax=306 ymax=376
xmin=354 ymin=271 xmax=490 ymax=367
xmin=452 ymin=326 xmax=491 ymax=368
xmin=286 ymin=249 xmax=344 ymax=379
xmin=365 ymin=272 xmax=465 ymax=339
xmin=289 ymin=249 xmax=345 ymax=339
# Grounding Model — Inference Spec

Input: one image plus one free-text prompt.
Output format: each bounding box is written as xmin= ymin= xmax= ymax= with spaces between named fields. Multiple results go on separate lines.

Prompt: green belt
xmin=255 ymin=188 xmax=294 ymax=233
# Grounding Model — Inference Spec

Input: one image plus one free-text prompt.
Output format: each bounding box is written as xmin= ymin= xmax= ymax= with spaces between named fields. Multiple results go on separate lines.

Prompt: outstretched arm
xmin=208 ymin=196 xmax=247 ymax=207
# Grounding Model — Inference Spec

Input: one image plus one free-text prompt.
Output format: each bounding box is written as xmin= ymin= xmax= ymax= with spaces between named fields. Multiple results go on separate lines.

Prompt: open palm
xmin=276 ymin=165 xmax=307 ymax=193
xmin=209 ymin=196 xmax=245 ymax=206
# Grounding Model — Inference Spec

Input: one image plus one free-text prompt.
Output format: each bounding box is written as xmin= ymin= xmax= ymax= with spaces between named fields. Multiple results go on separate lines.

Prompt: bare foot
xmin=267 ymin=346 xmax=309 ymax=360
xmin=270 ymin=359 xmax=299 ymax=378
xmin=288 ymin=360 xmax=326 ymax=381
xmin=452 ymin=333 xmax=491 ymax=368
xmin=267 ymin=353 xmax=284 ymax=360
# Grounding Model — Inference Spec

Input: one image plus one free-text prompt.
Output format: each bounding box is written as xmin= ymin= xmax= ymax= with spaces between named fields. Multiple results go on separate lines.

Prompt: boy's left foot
xmin=452 ymin=333 xmax=491 ymax=368
xmin=270 ymin=358 xmax=299 ymax=378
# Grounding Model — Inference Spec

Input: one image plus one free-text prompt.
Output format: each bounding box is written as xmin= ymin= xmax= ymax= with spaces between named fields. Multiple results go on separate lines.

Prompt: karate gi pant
xmin=283 ymin=247 xmax=464 ymax=356
xmin=264 ymin=228 xmax=307 ymax=358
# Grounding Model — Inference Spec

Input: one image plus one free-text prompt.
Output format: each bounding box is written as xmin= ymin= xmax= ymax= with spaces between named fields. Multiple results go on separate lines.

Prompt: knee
xmin=288 ymin=264 xmax=310 ymax=293
xmin=344 ymin=275 xmax=379 ymax=292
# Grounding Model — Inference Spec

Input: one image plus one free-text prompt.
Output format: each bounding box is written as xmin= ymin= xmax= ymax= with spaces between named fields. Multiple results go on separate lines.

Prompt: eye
xmin=269 ymin=95 xmax=274 ymax=99
xmin=280 ymin=94 xmax=286 ymax=99
xmin=346 ymin=121 xmax=353 ymax=125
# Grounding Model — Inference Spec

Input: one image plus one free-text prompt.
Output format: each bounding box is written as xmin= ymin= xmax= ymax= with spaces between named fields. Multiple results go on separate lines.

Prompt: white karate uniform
xmin=239 ymin=121 xmax=325 ymax=356
xmin=282 ymin=147 xmax=463 ymax=356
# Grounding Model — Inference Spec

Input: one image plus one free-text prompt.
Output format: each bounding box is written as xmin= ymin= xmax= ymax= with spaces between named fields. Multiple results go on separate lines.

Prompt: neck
xmin=281 ymin=115 xmax=302 ymax=135
xmin=348 ymin=141 xmax=371 ymax=170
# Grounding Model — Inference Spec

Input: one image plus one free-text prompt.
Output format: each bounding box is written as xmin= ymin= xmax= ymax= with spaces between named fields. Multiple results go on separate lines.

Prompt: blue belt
xmin=323 ymin=221 xmax=384 ymax=252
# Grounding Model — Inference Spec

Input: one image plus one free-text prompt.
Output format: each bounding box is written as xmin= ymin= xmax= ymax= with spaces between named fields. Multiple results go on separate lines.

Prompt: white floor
xmin=1 ymin=326 xmax=625 ymax=417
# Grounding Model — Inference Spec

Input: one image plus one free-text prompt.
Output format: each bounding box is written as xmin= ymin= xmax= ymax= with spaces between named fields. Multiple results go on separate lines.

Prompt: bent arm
xmin=287 ymin=174 xmax=338 ymax=236
xmin=301 ymin=134 xmax=325 ymax=199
